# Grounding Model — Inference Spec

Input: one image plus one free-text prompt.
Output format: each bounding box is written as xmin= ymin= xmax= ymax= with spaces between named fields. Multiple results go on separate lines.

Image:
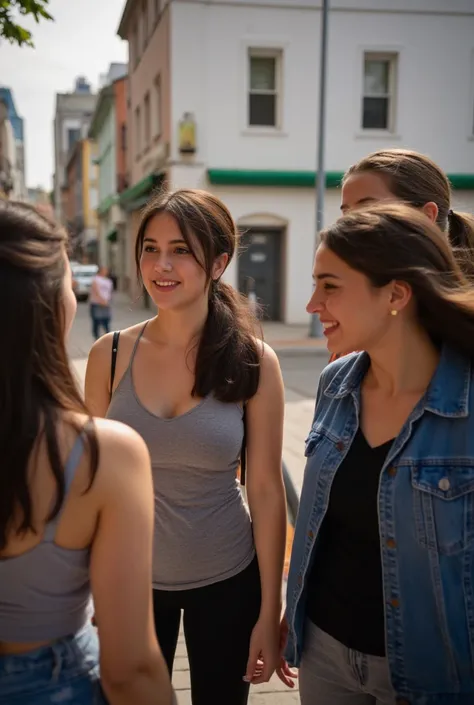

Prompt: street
xmin=69 ymin=299 xmax=327 ymax=705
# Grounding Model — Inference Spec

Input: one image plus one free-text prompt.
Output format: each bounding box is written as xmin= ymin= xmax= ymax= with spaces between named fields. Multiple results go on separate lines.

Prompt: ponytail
xmin=447 ymin=210 xmax=474 ymax=281
xmin=193 ymin=280 xmax=261 ymax=402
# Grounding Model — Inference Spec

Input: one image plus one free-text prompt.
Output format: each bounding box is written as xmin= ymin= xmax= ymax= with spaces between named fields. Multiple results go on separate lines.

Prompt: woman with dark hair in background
xmin=0 ymin=202 xmax=172 ymax=704
xmin=283 ymin=203 xmax=474 ymax=704
xmin=85 ymin=189 xmax=287 ymax=705
xmin=329 ymin=148 xmax=474 ymax=362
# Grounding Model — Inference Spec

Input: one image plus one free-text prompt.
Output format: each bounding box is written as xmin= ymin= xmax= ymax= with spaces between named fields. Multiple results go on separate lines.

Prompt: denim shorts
xmin=0 ymin=623 xmax=107 ymax=704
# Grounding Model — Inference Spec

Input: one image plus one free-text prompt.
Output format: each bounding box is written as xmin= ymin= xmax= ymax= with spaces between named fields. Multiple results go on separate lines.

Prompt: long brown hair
xmin=344 ymin=149 xmax=474 ymax=279
xmin=0 ymin=201 xmax=98 ymax=550
xmin=135 ymin=189 xmax=261 ymax=402
xmin=321 ymin=202 xmax=474 ymax=358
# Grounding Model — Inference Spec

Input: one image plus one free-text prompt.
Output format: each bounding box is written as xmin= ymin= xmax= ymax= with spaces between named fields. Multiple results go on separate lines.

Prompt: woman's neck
xmin=365 ymin=325 xmax=440 ymax=397
xmin=147 ymin=299 xmax=209 ymax=348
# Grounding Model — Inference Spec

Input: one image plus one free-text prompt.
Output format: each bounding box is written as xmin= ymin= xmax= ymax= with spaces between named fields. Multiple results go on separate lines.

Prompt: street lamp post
xmin=309 ymin=0 xmax=330 ymax=338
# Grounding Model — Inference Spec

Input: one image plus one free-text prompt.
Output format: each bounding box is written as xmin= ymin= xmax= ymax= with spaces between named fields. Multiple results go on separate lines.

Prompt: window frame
xmin=144 ymin=92 xmax=151 ymax=149
xmin=135 ymin=106 xmax=141 ymax=159
xmin=154 ymin=75 xmax=162 ymax=139
xmin=361 ymin=51 xmax=398 ymax=133
xmin=247 ymin=48 xmax=282 ymax=130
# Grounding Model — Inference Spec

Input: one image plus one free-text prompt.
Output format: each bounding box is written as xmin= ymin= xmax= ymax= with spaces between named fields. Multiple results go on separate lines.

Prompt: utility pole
xmin=309 ymin=0 xmax=330 ymax=338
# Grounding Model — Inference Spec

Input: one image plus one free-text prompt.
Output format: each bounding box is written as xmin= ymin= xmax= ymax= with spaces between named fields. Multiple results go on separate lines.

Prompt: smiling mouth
xmin=152 ymin=280 xmax=180 ymax=291
xmin=322 ymin=321 xmax=339 ymax=334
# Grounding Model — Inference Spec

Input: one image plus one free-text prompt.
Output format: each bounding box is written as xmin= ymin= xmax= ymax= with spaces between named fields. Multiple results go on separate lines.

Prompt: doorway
xmin=238 ymin=228 xmax=283 ymax=321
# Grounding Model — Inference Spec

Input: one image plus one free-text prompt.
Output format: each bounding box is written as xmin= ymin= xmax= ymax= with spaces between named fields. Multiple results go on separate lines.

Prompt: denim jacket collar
xmin=324 ymin=346 xmax=471 ymax=419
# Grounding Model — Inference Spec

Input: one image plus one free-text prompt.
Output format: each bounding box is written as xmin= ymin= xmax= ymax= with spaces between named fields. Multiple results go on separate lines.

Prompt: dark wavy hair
xmin=0 ymin=201 xmax=98 ymax=551
xmin=344 ymin=149 xmax=474 ymax=280
xmin=135 ymin=189 xmax=261 ymax=402
xmin=322 ymin=202 xmax=474 ymax=357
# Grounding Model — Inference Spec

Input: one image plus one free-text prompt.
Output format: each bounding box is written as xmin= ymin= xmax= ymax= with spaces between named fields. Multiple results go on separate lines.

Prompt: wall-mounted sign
xmin=250 ymin=252 xmax=267 ymax=263
xmin=179 ymin=112 xmax=196 ymax=154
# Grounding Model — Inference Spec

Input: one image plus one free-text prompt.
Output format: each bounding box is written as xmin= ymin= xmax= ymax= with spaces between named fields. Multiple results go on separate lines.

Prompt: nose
xmin=153 ymin=253 xmax=172 ymax=272
xmin=306 ymin=288 xmax=325 ymax=315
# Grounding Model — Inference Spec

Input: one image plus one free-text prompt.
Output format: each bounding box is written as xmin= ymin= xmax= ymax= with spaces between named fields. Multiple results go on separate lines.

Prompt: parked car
xmin=71 ymin=263 xmax=98 ymax=301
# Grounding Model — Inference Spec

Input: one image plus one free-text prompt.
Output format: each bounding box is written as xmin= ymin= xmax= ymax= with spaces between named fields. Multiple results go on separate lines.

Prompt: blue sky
xmin=0 ymin=0 xmax=128 ymax=190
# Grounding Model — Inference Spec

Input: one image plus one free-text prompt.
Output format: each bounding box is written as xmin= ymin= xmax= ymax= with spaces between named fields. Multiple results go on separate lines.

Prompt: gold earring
xmin=390 ymin=310 xmax=398 ymax=316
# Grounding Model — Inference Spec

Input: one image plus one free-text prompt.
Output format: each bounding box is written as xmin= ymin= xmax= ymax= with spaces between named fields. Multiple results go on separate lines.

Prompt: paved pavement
xmin=69 ymin=299 xmax=328 ymax=704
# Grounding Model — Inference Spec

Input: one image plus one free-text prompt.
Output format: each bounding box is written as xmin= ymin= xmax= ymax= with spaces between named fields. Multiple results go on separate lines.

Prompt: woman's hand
xmin=243 ymin=613 xmax=280 ymax=684
xmin=276 ymin=616 xmax=298 ymax=688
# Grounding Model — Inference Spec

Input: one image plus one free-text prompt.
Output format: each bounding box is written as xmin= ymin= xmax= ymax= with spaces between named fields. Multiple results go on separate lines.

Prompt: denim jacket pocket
xmin=411 ymin=461 xmax=474 ymax=555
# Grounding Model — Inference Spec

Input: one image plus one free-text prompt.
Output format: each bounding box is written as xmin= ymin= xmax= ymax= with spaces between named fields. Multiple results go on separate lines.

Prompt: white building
xmin=119 ymin=0 xmax=474 ymax=323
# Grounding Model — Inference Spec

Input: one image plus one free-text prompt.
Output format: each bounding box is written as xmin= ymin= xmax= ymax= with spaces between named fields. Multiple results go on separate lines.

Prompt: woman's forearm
xmin=249 ymin=486 xmax=287 ymax=617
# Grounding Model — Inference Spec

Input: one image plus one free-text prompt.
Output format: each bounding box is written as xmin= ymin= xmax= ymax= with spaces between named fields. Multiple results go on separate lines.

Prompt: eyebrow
xmin=340 ymin=197 xmax=376 ymax=211
xmin=143 ymin=237 xmax=187 ymax=245
xmin=312 ymin=273 xmax=342 ymax=281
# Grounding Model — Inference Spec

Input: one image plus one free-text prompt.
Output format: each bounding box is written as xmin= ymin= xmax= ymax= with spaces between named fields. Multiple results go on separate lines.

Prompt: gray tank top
xmin=0 ymin=435 xmax=93 ymax=642
xmin=107 ymin=324 xmax=255 ymax=590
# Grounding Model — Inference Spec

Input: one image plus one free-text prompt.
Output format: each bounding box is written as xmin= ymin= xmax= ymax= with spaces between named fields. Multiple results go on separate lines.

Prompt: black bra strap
xmin=110 ymin=331 xmax=120 ymax=400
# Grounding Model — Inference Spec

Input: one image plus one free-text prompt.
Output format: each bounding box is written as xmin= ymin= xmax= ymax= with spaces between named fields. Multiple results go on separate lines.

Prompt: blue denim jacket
xmin=285 ymin=346 xmax=474 ymax=704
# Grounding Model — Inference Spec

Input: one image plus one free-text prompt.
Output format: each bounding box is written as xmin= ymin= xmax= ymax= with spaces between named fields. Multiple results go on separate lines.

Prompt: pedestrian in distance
xmin=282 ymin=203 xmax=474 ymax=704
xmin=85 ymin=188 xmax=287 ymax=705
xmin=90 ymin=265 xmax=114 ymax=340
xmin=0 ymin=201 xmax=173 ymax=705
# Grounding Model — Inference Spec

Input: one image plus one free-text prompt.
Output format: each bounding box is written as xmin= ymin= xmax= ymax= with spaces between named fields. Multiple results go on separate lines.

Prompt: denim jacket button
xmin=387 ymin=538 xmax=396 ymax=549
xmin=336 ymin=441 xmax=344 ymax=451
xmin=438 ymin=477 xmax=450 ymax=491
xmin=391 ymin=598 xmax=400 ymax=608
xmin=388 ymin=466 xmax=397 ymax=477
xmin=308 ymin=530 xmax=314 ymax=539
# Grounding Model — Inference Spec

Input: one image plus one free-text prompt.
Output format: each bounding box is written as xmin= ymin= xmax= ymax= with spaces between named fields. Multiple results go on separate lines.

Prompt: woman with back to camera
xmin=329 ymin=147 xmax=474 ymax=363
xmin=0 ymin=201 xmax=172 ymax=705
xmin=281 ymin=203 xmax=474 ymax=704
xmin=85 ymin=188 xmax=287 ymax=705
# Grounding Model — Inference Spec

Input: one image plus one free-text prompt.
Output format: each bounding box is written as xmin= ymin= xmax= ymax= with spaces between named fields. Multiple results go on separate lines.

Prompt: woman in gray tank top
xmin=86 ymin=189 xmax=287 ymax=705
xmin=0 ymin=202 xmax=173 ymax=705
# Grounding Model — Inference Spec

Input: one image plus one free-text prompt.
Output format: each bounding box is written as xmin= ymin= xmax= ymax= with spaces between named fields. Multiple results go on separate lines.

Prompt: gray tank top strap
xmin=43 ymin=433 xmax=85 ymax=543
xmin=128 ymin=322 xmax=148 ymax=367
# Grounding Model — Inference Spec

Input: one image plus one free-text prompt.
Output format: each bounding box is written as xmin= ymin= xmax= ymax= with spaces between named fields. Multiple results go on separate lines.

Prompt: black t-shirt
xmin=306 ymin=428 xmax=393 ymax=657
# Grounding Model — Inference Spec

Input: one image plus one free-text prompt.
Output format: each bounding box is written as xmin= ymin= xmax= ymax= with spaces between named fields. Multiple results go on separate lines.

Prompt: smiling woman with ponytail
xmin=85 ymin=189 xmax=287 ymax=705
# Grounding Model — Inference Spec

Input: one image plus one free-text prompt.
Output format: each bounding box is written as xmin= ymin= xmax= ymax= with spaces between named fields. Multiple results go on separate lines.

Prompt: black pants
xmin=152 ymin=557 xmax=261 ymax=705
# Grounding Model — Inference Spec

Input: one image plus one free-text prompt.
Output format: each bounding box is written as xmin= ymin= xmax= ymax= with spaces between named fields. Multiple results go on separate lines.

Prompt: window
xmin=144 ymin=92 xmax=151 ymax=148
xmin=248 ymin=52 xmax=280 ymax=128
xmin=135 ymin=106 xmax=141 ymax=157
xmin=154 ymin=75 xmax=162 ymax=137
xmin=362 ymin=53 xmax=397 ymax=130
xmin=67 ymin=128 xmax=80 ymax=151
xmin=121 ymin=123 xmax=127 ymax=152
xmin=132 ymin=23 xmax=139 ymax=68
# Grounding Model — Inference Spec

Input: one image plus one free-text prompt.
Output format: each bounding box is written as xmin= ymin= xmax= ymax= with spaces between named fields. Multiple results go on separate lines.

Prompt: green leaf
xmin=0 ymin=0 xmax=53 ymax=47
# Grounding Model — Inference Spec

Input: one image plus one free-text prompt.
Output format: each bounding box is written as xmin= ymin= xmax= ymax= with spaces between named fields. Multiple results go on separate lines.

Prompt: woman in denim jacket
xmin=282 ymin=203 xmax=474 ymax=705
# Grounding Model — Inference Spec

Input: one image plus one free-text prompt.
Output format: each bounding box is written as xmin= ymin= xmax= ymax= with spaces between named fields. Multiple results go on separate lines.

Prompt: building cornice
xmin=117 ymin=0 xmax=136 ymax=39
